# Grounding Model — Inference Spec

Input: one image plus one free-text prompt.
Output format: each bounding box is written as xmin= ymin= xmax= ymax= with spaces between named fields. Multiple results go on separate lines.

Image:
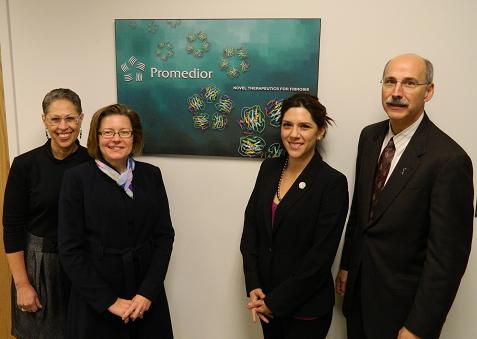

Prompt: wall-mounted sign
xmin=115 ymin=19 xmax=321 ymax=158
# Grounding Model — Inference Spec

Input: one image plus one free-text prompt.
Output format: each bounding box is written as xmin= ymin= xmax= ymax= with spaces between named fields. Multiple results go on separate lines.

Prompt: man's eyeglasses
xmin=381 ymin=78 xmax=429 ymax=90
xmin=97 ymin=130 xmax=133 ymax=138
xmin=44 ymin=115 xmax=81 ymax=126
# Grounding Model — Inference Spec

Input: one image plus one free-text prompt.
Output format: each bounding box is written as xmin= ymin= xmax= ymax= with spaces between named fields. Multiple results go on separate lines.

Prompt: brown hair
xmin=42 ymin=88 xmax=82 ymax=114
xmin=280 ymin=92 xmax=334 ymax=137
xmin=87 ymin=104 xmax=144 ymax=159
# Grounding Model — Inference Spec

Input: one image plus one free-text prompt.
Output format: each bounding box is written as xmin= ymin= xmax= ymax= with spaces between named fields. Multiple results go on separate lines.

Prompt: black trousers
xmin=261 ymin=312 xmax=332 ymax=339
xmin=346 ymin=271 xmax=368 ymax=339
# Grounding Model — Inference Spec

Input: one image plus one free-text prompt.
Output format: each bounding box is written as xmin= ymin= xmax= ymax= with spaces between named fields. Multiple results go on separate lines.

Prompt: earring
xmin=79 ymin=129 xmax=82 ymax=139
xmin=45 ymin=129 xmax=49 ymax=139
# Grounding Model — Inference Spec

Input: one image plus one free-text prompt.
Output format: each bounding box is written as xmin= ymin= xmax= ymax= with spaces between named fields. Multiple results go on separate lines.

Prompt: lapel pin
xmin=401 ymin=168 xmax=407 ymax=175
xmin=299 ymin=182 xmax=306 ymax=189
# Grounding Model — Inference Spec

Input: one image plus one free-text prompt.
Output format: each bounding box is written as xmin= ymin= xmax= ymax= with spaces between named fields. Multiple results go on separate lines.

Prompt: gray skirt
xmin=11 ymin=233 xmax=67 ymax=339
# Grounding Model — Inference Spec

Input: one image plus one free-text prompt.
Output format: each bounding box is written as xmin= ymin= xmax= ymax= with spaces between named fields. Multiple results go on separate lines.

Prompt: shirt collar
xmin=386 ymin=112 xmax=424 ymax=140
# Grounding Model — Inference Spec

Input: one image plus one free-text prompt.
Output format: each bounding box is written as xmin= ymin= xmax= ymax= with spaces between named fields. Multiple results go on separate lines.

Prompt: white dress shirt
xmin=380 ymin=112 xmax=424 ymax=185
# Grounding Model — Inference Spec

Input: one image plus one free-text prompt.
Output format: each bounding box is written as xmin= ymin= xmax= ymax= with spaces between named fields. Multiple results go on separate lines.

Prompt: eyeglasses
xmin=44 ymin=115 xmax=81 ymax=126
xmin=97 ymin=130 xmax=133 ymax=138
xmin=381 ymin=78 xmax=429 ymax=90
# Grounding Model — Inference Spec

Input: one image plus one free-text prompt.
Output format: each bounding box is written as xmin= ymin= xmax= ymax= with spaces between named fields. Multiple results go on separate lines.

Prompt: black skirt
xmin=11 ymin=233 xmax=68 ymax=339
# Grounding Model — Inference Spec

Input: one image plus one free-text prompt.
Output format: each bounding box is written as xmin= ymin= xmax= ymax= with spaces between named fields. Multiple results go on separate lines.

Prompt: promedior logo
xmin=120 ymin=56 xmax=146 ymax=82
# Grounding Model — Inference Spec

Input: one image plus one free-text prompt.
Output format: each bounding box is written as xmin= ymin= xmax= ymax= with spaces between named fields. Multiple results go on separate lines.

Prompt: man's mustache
xmin=386 ymin=97 xmax=409 ymax=107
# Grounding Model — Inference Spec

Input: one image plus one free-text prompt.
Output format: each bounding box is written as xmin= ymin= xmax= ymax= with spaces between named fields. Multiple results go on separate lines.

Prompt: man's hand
xmin=397 ymin=327 xmax=421 ymax=339
xmin=335 ymin=269 xmax=348 ymax=296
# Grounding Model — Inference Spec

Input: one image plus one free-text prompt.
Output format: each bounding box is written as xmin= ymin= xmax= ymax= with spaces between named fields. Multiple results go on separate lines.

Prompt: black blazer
xmin=341 ymin=114 xmax=474 ymax=339
xmin=58 ymin=160 xmax=174 ymax=339
xmin=241 ymin=152 xmax=349 ymax=318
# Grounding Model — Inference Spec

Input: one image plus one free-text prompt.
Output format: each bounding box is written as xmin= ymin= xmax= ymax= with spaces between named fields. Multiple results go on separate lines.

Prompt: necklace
xmin=276 ymin=157 xmax=288 ymax=202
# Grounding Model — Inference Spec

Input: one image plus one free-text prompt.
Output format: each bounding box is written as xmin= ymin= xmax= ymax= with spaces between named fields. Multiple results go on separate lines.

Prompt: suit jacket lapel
xmin=273 ymin=152 xmax=323 ymax=234
xmin=361 ymin=122 xmax=388 ymax=225
xmin=367 ymin=114 xmax=430 ymax=227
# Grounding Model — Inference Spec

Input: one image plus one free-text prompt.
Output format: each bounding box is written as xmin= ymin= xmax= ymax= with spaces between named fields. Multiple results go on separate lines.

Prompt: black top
xmin=3 ymin=140 xmax=90 ymax=253
xmin=58 ymin=160 xmax=174 ymax=338
xmin=241 ymin=153 xmax=349 ymax=318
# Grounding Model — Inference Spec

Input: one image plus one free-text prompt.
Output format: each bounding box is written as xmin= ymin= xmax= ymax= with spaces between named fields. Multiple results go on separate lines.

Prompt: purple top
xmin=271 ymin=200 xmax=278 ymax=226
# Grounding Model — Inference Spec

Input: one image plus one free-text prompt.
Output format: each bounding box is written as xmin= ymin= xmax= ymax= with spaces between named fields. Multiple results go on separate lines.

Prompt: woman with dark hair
xmin=3 ymin=88 xmax=90 ymax=338
xmin=58 ymin=104 xmax=174 ymax=339
xmin=240 ymin=93 xmax=349 ymax=339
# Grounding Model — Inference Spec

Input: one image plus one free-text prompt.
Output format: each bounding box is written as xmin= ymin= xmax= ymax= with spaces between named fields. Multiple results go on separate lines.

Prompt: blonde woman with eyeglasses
xmin=58 ymin=104 xmax=174 ymax=339
xmin=3 ymin=88 xmax=91 ymax=339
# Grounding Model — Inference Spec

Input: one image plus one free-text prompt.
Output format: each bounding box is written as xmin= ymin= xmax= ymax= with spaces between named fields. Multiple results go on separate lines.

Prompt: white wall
xmin=1 ymin=0 xmax=476 ymax=338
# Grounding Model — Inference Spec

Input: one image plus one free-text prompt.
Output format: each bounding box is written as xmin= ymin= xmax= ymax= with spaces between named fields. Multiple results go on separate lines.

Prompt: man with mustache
xmin=335 ymin=54 xmax=474 ymax=339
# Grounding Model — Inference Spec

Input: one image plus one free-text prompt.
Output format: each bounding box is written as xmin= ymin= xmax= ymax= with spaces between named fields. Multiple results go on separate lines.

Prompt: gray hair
xmin=423 ymin=58 xmax=433 ymax=84
xmin=382 ymin=55 xmax=434 ymax=84
xmin=42 ymin=88 xmax=82 ymax=115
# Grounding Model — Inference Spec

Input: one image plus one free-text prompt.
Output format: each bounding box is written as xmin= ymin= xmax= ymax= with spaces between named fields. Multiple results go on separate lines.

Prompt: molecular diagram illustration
xmin=238 ymin=135 xmax=267 ymax=158
xmin=219 ymin=47 xmax=250 ymax=78
xmin=156 ymin=42 xmax=175 ymax=62
xmin=127 ymin=20 xmax=138 ymax=29
xmin=186 ymin=31 xmax=211 ymax=58
xmin=187 ymin=85 xmax=234 ymax=131
xmin=238 ymin=105 xmax=266 ymax=135
xmin=237 ymin=99 xmax=284 ymax=158
xmin=147 ymin=20 xmax=159 ymax=33
xmin=166 ymin=20 xmax=182 ymax=28
xmin=265 ymin=143 xmax=284 ymax=158
xmin=265 ymin=99 xmax=283 ymax=127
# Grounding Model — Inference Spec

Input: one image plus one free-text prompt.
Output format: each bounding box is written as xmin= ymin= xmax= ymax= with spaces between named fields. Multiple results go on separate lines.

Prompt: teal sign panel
xmin=115 ymin=19 xmax=321 ymax=158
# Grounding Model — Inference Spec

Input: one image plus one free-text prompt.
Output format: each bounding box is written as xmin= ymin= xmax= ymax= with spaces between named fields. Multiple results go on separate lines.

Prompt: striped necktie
xmin=370 ymin=137 xmax=395 ymax=218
